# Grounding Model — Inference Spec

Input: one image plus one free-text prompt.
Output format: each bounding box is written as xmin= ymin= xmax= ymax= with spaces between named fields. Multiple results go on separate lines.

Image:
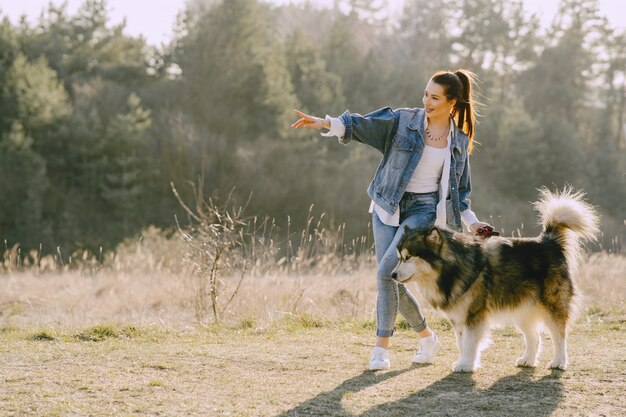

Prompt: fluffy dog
xmin=391 ymin=188 xmax=599 ymax=372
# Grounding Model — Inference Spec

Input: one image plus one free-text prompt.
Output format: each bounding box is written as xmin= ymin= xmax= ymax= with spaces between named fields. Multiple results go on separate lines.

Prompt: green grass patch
xmin=360 ymin=318 xmax=376 ymax=331
xmin=28 ymin=330 xmax=57 ymax=341
xmin=119 ymin=325 xmax=141 ymax=338
xmin=239 ymin=316 xmax=256 ymax=329
xmin=73 ymin=324 xmax=145 ymax=342
xmin=275 ymin=313 xmax=331 ymax=331
xmin=396 ymin=319 xmax=411 ymax=330
xmin=0 ymin=325 xmax=19 ymax=334
xmin=75 ymin=324 xmax=118 ymax=341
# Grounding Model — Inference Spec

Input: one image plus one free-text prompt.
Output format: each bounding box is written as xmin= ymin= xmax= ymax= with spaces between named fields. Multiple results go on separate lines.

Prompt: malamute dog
xmin=391 ymin=188 xmax=599 ymax=373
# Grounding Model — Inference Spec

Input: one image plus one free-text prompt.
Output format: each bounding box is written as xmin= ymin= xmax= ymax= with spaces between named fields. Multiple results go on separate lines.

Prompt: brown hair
xmin=430 ymin=69 xmax=478 ymax=153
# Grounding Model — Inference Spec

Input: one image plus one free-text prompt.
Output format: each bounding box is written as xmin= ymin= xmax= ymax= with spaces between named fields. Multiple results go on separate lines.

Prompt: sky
xmin=0 ymin=0 xmax=624 ymax=46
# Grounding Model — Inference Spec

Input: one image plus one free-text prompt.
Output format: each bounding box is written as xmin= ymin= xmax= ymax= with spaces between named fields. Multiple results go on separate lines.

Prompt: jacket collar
xmin=408 ymin=108 xmax=461 ymax=152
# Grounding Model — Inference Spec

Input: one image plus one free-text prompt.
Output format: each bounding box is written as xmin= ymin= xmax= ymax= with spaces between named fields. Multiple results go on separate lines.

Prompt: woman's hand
xmin=470 ymin=222 xmax=493 ymax=234
xmin=291 ymin=109 xmax=329 ymax=130
xmin=470 ymin=222 xmax=501 ymax=237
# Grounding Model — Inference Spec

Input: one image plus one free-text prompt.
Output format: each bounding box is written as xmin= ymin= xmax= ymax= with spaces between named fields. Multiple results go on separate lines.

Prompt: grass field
xmin=1 ymin=233 xmax=624 ymax=416
xmin=1 ymin=315 xmax=625 ymax=416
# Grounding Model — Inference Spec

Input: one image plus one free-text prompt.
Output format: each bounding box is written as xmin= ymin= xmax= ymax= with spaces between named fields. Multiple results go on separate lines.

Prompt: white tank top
xmin=405 ymin=145 xmax=447 ymax=193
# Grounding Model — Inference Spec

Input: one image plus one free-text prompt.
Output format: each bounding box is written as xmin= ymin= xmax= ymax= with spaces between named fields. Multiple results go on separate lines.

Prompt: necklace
xmin=425 ymin=127 xmax=447 ymax=142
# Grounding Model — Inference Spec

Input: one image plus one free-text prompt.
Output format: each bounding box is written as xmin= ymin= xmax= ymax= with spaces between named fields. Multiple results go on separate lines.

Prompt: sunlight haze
xmin=1 ymin=0 xmax=624 ymax=45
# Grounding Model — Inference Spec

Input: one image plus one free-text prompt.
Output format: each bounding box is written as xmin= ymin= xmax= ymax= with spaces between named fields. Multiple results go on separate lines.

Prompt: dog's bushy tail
xmin=535 ymin=187 xmax=599 ymax=242
xmin=535 ymin=186 xmax=599 ymax=275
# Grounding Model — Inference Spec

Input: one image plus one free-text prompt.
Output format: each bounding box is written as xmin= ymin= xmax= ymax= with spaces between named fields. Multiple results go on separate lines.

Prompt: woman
xmin=292 ymin=70 xmax=493 ymax=370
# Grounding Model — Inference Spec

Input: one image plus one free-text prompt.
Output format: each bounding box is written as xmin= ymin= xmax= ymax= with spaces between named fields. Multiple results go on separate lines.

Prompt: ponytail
xmin=431 ymin=69 xmax=479 ymax=153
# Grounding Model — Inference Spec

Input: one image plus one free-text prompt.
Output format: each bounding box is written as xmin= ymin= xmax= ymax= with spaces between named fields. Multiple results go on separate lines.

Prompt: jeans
xmin=372 ymin=191 xmax=438 ymax=337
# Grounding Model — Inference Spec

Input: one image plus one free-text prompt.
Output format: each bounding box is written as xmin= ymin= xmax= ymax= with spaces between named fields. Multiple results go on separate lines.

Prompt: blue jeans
xmin=372 ymin=191 xmax=438 ymax=337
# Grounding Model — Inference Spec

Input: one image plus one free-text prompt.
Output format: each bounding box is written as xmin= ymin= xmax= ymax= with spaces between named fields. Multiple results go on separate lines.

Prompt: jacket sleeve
xmin=458 ymin=152 xmax=473 ymax=213
xmin=338 ymin=107 xmax=400 ymax=154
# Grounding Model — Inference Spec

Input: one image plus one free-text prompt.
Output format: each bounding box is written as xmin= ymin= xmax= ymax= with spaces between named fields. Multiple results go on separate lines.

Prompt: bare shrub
xmin=171 ymin=179 xmax=376 ymax=326
xmin=172 ymin=181 xmax=249 ymax=324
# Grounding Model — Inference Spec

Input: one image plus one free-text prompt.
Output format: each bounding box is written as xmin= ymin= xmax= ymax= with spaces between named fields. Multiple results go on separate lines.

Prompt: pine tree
xmin=0 ymin=123 xmax=51 ymax=249
xmin=100 ymin=93 xmax=153 ymax=237
xmin=2 ymin=54 xmax=71 ymax=137
xmin=178 ymin=0 xmax=297 ymax=140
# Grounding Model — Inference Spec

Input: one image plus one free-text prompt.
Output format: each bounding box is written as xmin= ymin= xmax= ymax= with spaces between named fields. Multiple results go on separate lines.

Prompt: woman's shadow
xmin=275 ymin=366 xmax=564 ymax=417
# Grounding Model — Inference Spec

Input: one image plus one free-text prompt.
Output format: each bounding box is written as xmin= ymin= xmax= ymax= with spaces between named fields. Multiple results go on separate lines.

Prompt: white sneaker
xmin=369 ymin=346 xmax=391 ymax=370
xmin=412 ymin=333 xmax=442 ymax=364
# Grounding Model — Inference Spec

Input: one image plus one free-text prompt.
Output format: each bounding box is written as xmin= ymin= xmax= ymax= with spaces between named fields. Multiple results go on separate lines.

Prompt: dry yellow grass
xmin=1 ymin=317 xmax=624 ymax=416
xmin=1 ymin=232 xmax=624 ymax=416
xmin=578 ymin=252 xmax=626 ymax=309
xmin=1 ymin=250 xmax=623 ymax=328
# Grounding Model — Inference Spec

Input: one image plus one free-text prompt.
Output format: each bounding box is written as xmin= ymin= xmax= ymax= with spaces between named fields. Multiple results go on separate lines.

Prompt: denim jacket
xmin=338 ymin=107 xmax=473 ymax=231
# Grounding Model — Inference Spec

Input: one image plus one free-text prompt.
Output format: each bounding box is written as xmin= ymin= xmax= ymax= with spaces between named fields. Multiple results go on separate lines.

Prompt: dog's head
xmin=391 ymin=226 xmax=450 ymax=283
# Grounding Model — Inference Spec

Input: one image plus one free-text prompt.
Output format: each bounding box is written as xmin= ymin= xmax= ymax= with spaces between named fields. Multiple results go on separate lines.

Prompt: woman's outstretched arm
xmin=292 ymin=108 xmax=399 ymax=154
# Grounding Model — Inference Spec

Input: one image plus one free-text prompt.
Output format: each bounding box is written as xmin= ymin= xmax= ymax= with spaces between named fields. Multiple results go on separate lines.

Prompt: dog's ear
xmin=425 ymin=227 xmax=443 ymax=250
xmin=403 ymin=225 xmax=412 ymax=235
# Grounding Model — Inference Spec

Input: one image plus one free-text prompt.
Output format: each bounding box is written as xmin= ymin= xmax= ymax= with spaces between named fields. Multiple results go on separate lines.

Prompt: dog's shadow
xmin=275 ymin=367 xmax=564 ymax=417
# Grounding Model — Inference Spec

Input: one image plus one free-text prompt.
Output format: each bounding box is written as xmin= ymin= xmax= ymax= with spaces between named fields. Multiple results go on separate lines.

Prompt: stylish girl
xmin=292 ymin=70 xmax=492 ymax=370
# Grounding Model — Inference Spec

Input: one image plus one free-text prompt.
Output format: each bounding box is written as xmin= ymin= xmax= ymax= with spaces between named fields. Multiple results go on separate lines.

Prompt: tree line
xmin=0 ymin=0 xmax=624 ymax=255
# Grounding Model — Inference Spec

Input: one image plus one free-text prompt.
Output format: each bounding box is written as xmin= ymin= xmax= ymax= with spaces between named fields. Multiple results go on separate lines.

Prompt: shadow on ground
xmin=275 ymin=367 xmax=563 ymax=417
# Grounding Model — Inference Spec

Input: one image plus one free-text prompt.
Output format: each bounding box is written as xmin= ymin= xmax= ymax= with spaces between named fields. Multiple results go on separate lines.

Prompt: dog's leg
xmin=515 ymin=319 xmax=541 ymax=367
xmin=452 ymin=321 xmax=488 ymax=373
xmin=544 ymin=318 xmax=568 ymax=370
xmin=452 ymin=322 xmax=464 ymax=355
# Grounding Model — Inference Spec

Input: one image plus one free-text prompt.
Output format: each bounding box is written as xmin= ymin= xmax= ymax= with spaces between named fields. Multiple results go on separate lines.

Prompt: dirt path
xmin=1 ymin=317 xmax=624 ymax=416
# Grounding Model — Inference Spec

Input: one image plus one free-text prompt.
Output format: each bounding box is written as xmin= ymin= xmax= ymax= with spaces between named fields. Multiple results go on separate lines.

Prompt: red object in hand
xmin=476 ymin=225 xmax=501 ymax=238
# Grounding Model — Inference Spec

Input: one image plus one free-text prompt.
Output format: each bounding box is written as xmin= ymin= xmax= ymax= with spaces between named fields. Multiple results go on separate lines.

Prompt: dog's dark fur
xmin=391 ymin=188 xmax=599 ymax=372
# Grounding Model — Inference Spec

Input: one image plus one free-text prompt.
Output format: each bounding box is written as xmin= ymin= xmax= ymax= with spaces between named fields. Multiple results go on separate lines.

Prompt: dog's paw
xmin=548 ymin=359 xmax=567 ymax=370
xmin=516 ymin=356 xmax=538 ymax=367
xmin=451 ymin=361 xmax=475 ymax=373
